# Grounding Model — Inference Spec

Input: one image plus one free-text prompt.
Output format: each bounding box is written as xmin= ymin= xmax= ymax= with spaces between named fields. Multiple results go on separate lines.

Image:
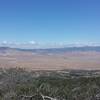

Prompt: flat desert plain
xmin=0 ymin=50 xmax=100 ymax=70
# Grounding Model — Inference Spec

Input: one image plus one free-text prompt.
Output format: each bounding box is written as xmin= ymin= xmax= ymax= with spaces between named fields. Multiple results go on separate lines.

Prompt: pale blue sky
xmin=0 ymin=0 xmax=100 ymax=45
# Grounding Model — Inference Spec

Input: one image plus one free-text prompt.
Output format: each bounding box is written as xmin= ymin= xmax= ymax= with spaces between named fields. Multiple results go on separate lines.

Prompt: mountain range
xmin=0 ymin=46 xmax=100 ymax=54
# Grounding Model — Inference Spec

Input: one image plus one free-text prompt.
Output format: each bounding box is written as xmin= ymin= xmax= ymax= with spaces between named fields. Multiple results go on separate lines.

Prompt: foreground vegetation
xmin=0 ymin=68 xmax=100 ymax=100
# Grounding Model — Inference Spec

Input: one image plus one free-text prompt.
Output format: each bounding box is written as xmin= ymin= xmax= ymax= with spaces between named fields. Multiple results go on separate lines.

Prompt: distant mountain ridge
xmin=0 ymin=46 xmax=100 ymax=54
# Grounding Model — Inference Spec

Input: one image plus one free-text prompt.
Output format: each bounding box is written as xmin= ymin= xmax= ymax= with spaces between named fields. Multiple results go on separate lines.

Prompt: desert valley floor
xmin=0 ymin=50 xmax=100 ymax=70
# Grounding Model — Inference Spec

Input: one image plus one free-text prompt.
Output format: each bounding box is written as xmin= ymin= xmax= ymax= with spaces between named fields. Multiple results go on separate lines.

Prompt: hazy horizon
xmin=0 ymin=41 xmax=100 ymax=49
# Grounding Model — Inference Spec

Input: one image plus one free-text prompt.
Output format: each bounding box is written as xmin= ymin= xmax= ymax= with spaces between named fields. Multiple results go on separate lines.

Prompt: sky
xmin=0 ymin=0 xmax=100 ymax=48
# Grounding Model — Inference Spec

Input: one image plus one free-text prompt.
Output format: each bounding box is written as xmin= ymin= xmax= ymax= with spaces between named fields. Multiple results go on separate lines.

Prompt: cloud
xmin=0 ymin=41 xmax=100 ymax=49
xmin=29 ymin=41 xmax=36 ymax=45
xmin=2 ymin=41 xmax=8 ymax=44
